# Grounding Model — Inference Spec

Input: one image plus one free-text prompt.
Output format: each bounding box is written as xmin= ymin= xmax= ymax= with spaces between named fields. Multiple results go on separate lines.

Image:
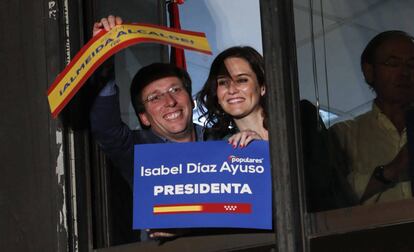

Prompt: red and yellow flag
xmin=47 ymin=23 xmax=211 ymax=118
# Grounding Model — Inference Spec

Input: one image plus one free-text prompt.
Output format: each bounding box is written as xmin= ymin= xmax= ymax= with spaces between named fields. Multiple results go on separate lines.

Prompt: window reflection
xmin=294 ymin=0 xmax=414 ymax=211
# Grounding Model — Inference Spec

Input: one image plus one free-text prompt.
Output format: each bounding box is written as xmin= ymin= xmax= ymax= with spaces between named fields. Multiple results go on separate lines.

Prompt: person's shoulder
xmin=330 ymin=110 xmax=377 ymax=144
xmin=331 ymin=109 xmax=373 ymax=131
xmin=346 ymin=109 xmax=379 ymax=133
xmin=354 ymin=109 xmax=375 ymax=122
xmin=330 ymin=118 xmax=354 ymax=133
xmin=132 ymin=128 xmax=164 ymax=144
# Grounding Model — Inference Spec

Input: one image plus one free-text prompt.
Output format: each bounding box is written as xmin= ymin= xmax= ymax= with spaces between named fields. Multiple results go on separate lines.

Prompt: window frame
xmin=62 ymin=0 xmax=414 ymax=251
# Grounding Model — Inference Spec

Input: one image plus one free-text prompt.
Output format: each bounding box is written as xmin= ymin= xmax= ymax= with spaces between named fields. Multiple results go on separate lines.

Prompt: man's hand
xmin=360 ymin=145 xmax=409 ymax=203
xmin=92 ymin=15 xmax=123 ymax=37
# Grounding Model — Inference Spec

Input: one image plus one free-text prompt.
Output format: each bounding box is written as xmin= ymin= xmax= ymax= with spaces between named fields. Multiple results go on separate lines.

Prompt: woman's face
xmin=216 ymin=57 xmax=265 ymax=119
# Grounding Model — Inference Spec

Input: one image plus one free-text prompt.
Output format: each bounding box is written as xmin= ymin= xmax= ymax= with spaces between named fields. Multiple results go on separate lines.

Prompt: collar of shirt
xmin=151 ymin=124 xmax=205 ymax=143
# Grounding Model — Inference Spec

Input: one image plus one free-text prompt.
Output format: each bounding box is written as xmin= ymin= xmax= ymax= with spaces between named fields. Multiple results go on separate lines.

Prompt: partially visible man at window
xmin=331 ymin=30 xmax=414 ymax=204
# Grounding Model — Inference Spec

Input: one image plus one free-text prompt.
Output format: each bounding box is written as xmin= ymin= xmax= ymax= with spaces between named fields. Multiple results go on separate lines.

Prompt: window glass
xmin=293 ymin=0 xmax=414 ymax=212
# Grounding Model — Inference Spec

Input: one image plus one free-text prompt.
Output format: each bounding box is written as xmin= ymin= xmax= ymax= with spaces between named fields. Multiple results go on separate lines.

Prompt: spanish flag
xmin=47 ymin=23 xmax=211 ymax=118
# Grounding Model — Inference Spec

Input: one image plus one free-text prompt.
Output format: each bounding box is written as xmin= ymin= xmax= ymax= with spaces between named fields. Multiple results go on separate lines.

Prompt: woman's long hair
xmin=196 ymin=46 xmax=268 ymax=139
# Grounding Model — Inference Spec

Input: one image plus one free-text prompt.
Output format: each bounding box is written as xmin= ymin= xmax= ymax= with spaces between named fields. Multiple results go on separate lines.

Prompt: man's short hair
xmin=361 ymin=30 xmax=413 ymax=87
xmin=130 ymin=63 xmax=192 ymax=116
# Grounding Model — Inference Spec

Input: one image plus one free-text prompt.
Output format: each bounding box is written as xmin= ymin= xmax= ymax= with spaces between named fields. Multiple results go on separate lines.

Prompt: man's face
xmin=364 ymin=36 xmax=414 ymax=105
xmin=138 ymin=76 xmax=194 ymax=142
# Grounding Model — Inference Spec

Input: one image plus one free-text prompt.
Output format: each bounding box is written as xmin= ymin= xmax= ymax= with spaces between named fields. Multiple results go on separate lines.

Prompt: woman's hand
xmin=92 ymin=15 xmax=123 ymax=37
xmin=228 ymin=130 xmax=262 ymax=148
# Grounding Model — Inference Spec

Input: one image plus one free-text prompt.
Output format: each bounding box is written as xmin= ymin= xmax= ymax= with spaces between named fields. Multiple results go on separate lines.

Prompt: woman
xmin=197 ymin=46 xmax=268 ymax=147
xmin=197 ymin=47 xmax=358 ymax=212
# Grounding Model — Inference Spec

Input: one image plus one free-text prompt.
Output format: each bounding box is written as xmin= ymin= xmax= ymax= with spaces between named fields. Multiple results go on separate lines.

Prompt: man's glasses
xmin=377 ymin=57 xmax=414 ymax=70
xmin=143 ymin=86 xmax=184 ymax=104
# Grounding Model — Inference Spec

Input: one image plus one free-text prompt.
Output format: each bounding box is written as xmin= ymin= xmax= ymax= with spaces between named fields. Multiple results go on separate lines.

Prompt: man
xmin=90 ymin=63 xmax=202 ymax=187
xmin=90 ymin=16 xmax=203 ymax=188
xmin=90 ymin=16 xmax=203 ymax=239
xmin=331 ymin=30 xmax=414 ymax=204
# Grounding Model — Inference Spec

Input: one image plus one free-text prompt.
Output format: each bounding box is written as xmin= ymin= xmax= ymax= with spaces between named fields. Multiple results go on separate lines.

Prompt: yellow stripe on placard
xmin=47 ymin=23 xmax=211 ymax=118
xmin=153 ymin=205 xmax=203 ymax=213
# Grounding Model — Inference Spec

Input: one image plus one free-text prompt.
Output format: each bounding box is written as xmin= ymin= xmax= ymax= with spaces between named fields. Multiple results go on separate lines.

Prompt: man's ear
xmin=362 ymin=63 xmax=374 ymax=85
xmin=138 ymin=112 xmax=151 ymax=127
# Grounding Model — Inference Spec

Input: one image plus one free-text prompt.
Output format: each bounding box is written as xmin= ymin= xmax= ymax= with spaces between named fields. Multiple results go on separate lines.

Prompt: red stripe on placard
xmin=153 ymin=203 xmax=251 ymax=215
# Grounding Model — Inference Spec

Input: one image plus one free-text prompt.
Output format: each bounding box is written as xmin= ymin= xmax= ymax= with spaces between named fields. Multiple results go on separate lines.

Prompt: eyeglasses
xmin=377 ymin=57 xmax=414 ymax=70
xmin=143 ymin=86 xmax=184 ymax=104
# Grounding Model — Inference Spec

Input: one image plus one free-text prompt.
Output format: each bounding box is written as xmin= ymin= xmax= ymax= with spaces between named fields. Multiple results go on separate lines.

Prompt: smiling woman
xmin=196 ymin=46 xmax=268 ymax=145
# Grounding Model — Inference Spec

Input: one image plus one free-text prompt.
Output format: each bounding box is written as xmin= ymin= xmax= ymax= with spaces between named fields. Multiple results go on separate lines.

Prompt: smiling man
xmin=90 ymin=62 xmax=203 ymax=189
xmin=89 ymin=15 xmax=205 ymax=241
xmin=90 ymin=16 xmax=203 ymax=189
xmin=131 ymin=67 xmax=196 ymax=143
